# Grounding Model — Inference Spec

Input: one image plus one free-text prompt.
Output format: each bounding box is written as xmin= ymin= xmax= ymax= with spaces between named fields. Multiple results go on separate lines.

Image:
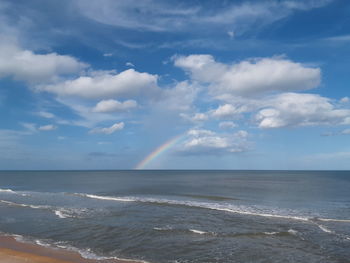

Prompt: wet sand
xmin=0 ymin=235 xmax=142 ymax=263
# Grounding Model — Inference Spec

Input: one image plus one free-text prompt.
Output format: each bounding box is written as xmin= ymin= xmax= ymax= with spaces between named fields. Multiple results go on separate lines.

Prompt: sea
xmin=0 ymin=170 xmax=349 ymax=263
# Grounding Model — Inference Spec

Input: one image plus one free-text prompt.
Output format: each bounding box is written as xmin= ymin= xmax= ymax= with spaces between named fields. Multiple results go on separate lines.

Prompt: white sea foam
xmin=78 ymin=193 xmax=313 ymax=222
xmin=35 ymin=239 xmax=53 ymax=247
xmin=4 ymin=234 xmax=151 ymax=263
xmin=316 ymin=224 xmax=334 ymax=234
xmin=12 ymin=234 xmax=26 ymax=243
xmin=0 ymin=188 xmax=28 ymax=196
xmin=76 ymin=193 xmax=350 ymax=227
xmin=263 ymin=231 xmax=279 ymax=235
xmin=81 ymin=194 xmax=135 ymax=202
xmin=54 ymin=208 xmax=86 ymax=219
xmin=0 ymin=199 xmax=50 ymax=209
xmin=153 ymin=226 xmax=173 ymax=231
xmin=56 ymin=244 xmax=150 ymax=263
xmin=0 ymin=199 xmax=81 ymax=219
xmin=189 ymin=229 xmax=207 ymax=235
xmin=0 ymin=188 xmax=16 ymax=194
xmin=287 ymin=229 xmax=298 ymax=236
xmin=317 ymin=218 xmax=350 ymax=223
xmin=54 ymin=210 xmax=68 ymax=219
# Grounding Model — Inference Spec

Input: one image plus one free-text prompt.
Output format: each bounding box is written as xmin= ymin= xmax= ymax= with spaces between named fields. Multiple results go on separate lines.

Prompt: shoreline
xmin=0 ymin=235 xmax=143 ymax=263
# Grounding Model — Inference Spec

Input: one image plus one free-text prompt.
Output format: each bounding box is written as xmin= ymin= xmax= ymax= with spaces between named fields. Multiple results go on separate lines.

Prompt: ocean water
xmin=0 ymin=170 xmax=349 ymax=263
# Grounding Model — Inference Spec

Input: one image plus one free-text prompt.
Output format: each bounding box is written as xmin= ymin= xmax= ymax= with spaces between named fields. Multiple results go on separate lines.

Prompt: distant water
xmin=0 ymin=170 xmax=350 ymax=263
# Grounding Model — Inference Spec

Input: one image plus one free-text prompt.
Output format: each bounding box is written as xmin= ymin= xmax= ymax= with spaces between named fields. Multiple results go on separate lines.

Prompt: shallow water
xmin=0 ymin=170 xmax=349 ymax=262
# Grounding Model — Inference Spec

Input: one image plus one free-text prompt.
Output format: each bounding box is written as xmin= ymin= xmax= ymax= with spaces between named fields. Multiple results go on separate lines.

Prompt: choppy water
xmin=0 ymin=170 xmax=349 ymax=263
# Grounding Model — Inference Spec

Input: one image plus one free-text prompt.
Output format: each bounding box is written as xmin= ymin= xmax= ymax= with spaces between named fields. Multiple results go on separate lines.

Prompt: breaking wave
xmin=76 ymin=193 xmax=350 ymax=224
xmin=0 ymin=199 xmax=85 ymax=219
xmin=3 ymin=233 xmax=150 ymax=263
xmin=0 ymin=188 xmax=28 ymax=196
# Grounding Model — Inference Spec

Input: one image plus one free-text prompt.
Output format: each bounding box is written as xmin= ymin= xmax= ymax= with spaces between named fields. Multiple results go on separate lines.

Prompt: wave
xmin=3 ymin=233 xmax=150 ymax=263
xmin=78 ymin=193 xmax=350 ymax=224
xmin=0 ymin=188 xmax=28 ymax=196
xmin=263 ymin=231 xmax=279 ymax=235
xmin=287 ymin=229 xmax=298 ymax=236
xmin=316 ymin=218 xmax=350 ymax=223
xmin=0 ymin=199 xmax=85 ymax=219
xmin=54 ymin=209 xmax=70 ymax=219
xmin=181 ymin=194 xmax=238 ymax=201
xmin=54 ymin=208 xmax=89 ymax=219
xmin=316 ymin=224 xmax=334 ymax=234
xmin=153 ymin=227 xmax=299 ymax=238
xmin=0 ymin=188 xmax=16 ymax=194
xmin=0 ymin=199 xmax=50 ymax=210
xmin=76 ymin=193 xmax=316 ymax=222
xmin=153 ymin=226 xmax=173 ymax=231
xmin=189 ymin=229 xmax=209 ymax=235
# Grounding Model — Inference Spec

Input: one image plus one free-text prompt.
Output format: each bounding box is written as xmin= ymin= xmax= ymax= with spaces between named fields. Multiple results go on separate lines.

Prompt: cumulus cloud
xmin=174 ymin=54 xmax=321 ymax=97
xmin=89 ymin=122 xmax=124 ymax=134
xmin=0 ymin=43 xmax=87 ymax=83
xmin=191 ymin=113 xmax=208 ymax=121
xmin=38 ymin=124 xmax=57 ymax=131
xmin=255 ymin=93 xmax=350 ymax=128
xmin=38 ymin=69 xmax=159 ymax=99
xmin=93 ymin=99 xmax=137 ymax=113
xmin=178 ymin=128 xmax=249 ymax=155
xmin=158 ymin=81 xmax=199 ymax=111
xmin=211 ymin=104 xmax=247 ymax=119
xmin=340 ymin=97 xmax=349 ymax=103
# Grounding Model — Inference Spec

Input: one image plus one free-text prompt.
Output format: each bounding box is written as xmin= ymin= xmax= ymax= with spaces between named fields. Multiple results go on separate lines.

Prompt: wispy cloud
xmin=77 ymin=0 xmax=332 ymax=35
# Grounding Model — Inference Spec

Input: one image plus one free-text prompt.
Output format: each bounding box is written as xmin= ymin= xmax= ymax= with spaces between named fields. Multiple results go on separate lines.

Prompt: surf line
xmin=135 ymin=134 xmax=185 ymax=169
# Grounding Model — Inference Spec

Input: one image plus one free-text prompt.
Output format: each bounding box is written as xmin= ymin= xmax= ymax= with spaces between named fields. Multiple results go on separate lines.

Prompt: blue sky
xmin=0 ymin=0 xmax=350 ymax=170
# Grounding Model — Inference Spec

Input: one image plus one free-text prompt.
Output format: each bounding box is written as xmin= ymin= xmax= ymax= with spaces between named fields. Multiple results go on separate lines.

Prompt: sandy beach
xmin=0 ymin=235 xmax=141 ymax=263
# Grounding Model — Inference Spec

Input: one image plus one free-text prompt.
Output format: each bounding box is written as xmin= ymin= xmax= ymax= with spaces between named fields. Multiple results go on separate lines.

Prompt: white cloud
xmin=89 ymin=122 xmax=124 ymax=134
xmin=0 ymin=43 xmax=87 ymax=83
xmin=341 ymin=129 xmax=350 ymax=135
xmin=188 ymin=129 xmax=215 ymax=137
xmin=103 ymin=53 xmax=113 ymax=57
xmin=255 ymin=93 xmax=350 ymax=128
xmin=77 ymin=0 xmax=331 ymax=34
xmin=211 ymin=104 xmax=247 ymax=119
xmin=38 ymin=69 xmax=159 ymax=99
xmin=219 ymin=121 xmax=236 ymax=129
xmin=174 ymin=54 xmax=321 ymax=97
xmin=55 ymin=97 xmax=119 ymax=128
xmin=178 ymin=128 xmax=249 ymax=155
xmin=38 ymin=124 xmax=57 ymax=131
xmin=37 ymin=111 xmax=55 ymax=118
xmin=180 ymin=112 xmax=208 ymax=123
xmin=340 ymin=97 xmax=349 ymax=103
xmin=324 ymin=35 xmax=350 ymax=43
xmin=93 ymin=99 xmax=137 ymax=113
xmin=125 ymin=62 xmax=135 ymax=67
xmin=227 ymin=31 xmax=234 ymax=38
xmin=192 ymin=113 xmax=208 ymax=121
xmin=158 ymin=81 xmax=199 ymax=111
xmin=20 ymin=122 xmax=36 ymax=132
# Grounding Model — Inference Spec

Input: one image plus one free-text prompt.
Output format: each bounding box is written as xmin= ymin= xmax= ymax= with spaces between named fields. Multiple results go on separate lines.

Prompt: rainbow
xmin=135 ymin=134 xmax=185 ymax=169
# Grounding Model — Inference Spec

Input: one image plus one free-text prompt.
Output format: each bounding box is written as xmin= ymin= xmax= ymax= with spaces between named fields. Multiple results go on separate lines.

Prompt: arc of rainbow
xmin=135 ymin=134 xmax=185 ymax=169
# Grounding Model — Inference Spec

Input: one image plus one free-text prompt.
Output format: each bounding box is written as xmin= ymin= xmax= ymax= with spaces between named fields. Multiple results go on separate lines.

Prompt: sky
xmin=0 ymin=0 xmax=350 ymax=170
